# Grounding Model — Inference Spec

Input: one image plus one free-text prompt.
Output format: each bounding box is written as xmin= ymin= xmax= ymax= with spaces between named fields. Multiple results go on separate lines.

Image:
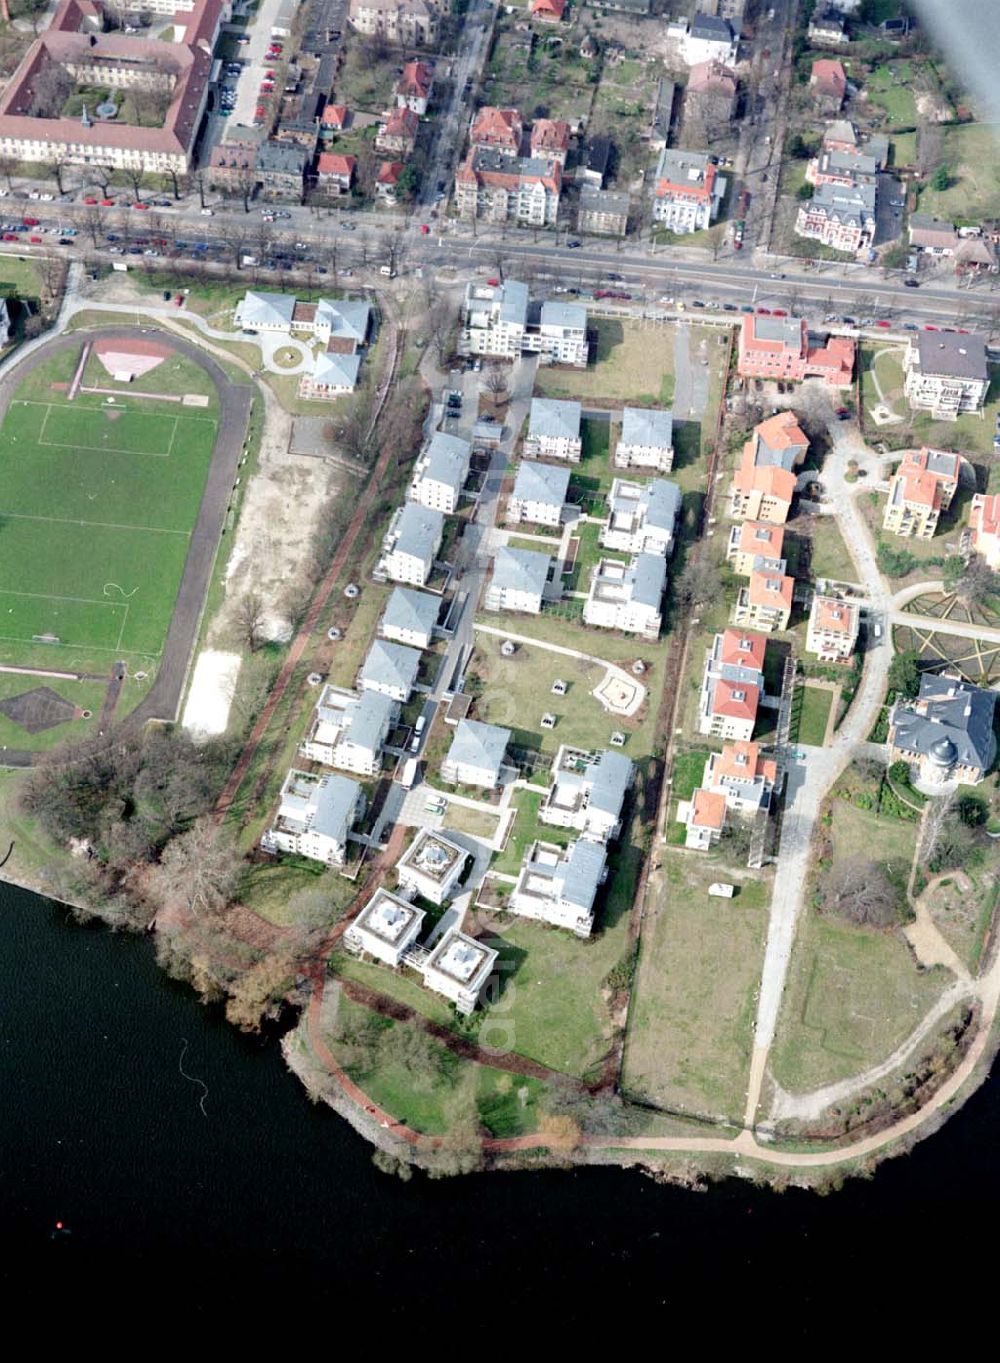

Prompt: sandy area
xmin=182 ymin=649 xmax=242 ymax=739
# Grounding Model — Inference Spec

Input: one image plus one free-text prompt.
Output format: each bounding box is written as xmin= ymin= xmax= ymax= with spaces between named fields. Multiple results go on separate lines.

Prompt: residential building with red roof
xmin=469 ymin=106 xmax=523 ymax=157
xmin=0 ymin=0 xmax=226 ymax=174
xmin=530 ymin=118 xmax=571 ymax=166
xmin=806 ymin=595 xmax=860 ymax=662
xmin=531 ymin=0 xmax=566 ymax=19
xmin=395 ymin=59 xmax=434 ymax=114
xmin=455 ymin=149 xmax=560 ymax=225
xmin=376 ymin=105 xmax=419 ymax=155
xmin=652 ymin=146 xmax=725 ymax=233
xmin=321 ymin=104 xmax=350 ymax=131
xmin=969 ymin=493 xmax=1000 ymax=570
xmin=679 ymin=787 xmax=727 ymax=850
xmin=883 ymin=447 xmax=966 ymax=539
xmin=733 ymin=566 xmax=794 ymax=633
xmin=729 ymin=424 xmax=797 ymax=524
xmin=686 ymin=59 xmax=737 ymax=117
xmin=809 ymin=58 xmax=847 ymax=110
xmin=698 ymin=629 xmax=767 ymax=741
xmin=375 ymin=160 xmax=406 ymax=201
xmin=737 ymin=312 xmax=854 ymax=386
xmin=315 ymin=152 xmax=356 ymax=192
xmin=727 ymin=520 xmax=785 ymax=577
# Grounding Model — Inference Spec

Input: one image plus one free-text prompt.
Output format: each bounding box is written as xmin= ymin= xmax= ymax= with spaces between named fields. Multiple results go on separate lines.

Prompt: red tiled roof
xmin=740 ymin=313 xmax=808 ymax=357
xmin=712 ymin=679 xmax=761 ymax=722
xmin=688 ymin=59 xmax=737 ymax=96
xmin=691 ymin=788 xmax=727 ymax=829
xmin=714 ymin=741 xmax=777 ymax=786
xmin=531 ymin=0 xmax=566 ymax=17
xmin=810 ymin=58 xmax=847 ymax=95
xmin=732 ymin=458 xmax=797 ymax=503
xmin=377 ymin=159 xmax=405 ymax=185
xmin=754 ymin=410 xmax=808 ymax=452
xmin=383 ymin=106 xmax=418 ymax=138
xmin=971 ymin=492 xmax=1000 ymax=541
xmin=735 ymin=520 xmax=785 ymax=559
xmin=719 ymin=628 xmax=767 ymax=672
xmin=470 ymin=106 xmax=522 ymax=150
xmin=748 ymin=570 xmax=794 ymax=611
xmin=397 ymin=59 xmax=433 ymax=98
xmin=316 ymin=152 xmax=356 ymax=178
xmin=530 ymin=117 xmax=571 ymax=155
xmin=322 ymin=103 xmax=349 ymax=128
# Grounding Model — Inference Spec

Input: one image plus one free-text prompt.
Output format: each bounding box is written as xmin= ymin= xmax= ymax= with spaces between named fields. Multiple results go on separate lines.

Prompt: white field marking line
xmin=0 ymin=510 xmax=190 ymax=536
xmin=0 ymin=586 xmax=126 ymax=606
xmin=0 ymin=630 xmax=155 ymax=656
xmin=115 ymin=602 xmax=130 ymax=652
xmin=17 ymin=398 xmax=216 ymax=427
xmin=21 ymin=403 xmax=212 ymax=460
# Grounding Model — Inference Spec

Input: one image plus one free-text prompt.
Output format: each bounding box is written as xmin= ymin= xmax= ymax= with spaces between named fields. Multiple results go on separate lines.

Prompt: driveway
xmin=673 ymin=321 xmax=709 ymax=421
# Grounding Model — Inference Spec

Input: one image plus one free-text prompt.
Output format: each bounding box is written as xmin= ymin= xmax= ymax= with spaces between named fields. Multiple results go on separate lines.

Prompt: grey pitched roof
xmin=257 ymin=140 xmax=307 ymax=174
xmin=810 ymin=179 xmax=877 ymax=222
xmin=238 ymin=290 xmax=296 ymax=328
xmin=540 ymin=300 xmax=587 ymax=332
xmin=309 ymin=773 xmax=361 ymax=842
xmin=912 ymin=330 xmax=988 ymax=381
xmin=587 ymin=749 xmax=633 ymax=817
xmin=316 ymin=297 xmax=371 ymax=345
xmin=382 ymin=586 xmax=439 ymax=639
xmin=528 ymin=397 xmax=581 ymax=442
xmin=579 ymin=187 xmax=631 ymax=215
xmin=446 ymin=718 xmax=511 ymax=774
xmin=513 ymin=459 xmax=571 ymax=507
xmin=621 ymin=405 xmax=673 ymax=449
xmin=360 ymin=638 xmax=422 ymax=695
xmin=492 ymin=546 xmax=551 ymax=597
xmin=394 ymin=502 xmax=444 ymax=562
xmin=690 ymin=14 xmax=736 ymax=41
xmin=643 ymin=478 xmax=682 ymax=532
xmin=558 ymin=839 xmax=607 ymax=909
xmin=423 ymin=431 xmax=470 ymax=489
xmin=628 ymin=553 xmax=667 ymax=607
xmin=312 ymin=351 xmax=361 ymax=389
xmin=497 ymin=279 xmax=529 ymax=325
xmin=345 ymin=689 xmax=397 ymax=752
xmin=891 ymin=674 xmax=997 ymax=773
xmin=823 ymin=119 xmax=857 ymax=146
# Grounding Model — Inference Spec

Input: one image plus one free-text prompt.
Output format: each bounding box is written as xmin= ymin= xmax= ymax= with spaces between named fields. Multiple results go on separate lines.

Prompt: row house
xmin=577 ymin=187 xmax=630 ymax=238
xmin=698 ymin=628 xmax=767 ymax=741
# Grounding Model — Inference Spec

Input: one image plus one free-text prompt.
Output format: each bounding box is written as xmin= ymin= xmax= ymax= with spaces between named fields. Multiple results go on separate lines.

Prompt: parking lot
xmin=228 ymin=0 xmax=292 ymax=132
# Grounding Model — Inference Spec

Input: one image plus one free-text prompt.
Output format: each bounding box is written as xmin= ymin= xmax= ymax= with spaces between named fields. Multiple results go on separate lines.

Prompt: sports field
xmin=0 ymin=344 xmax=220 ymax=676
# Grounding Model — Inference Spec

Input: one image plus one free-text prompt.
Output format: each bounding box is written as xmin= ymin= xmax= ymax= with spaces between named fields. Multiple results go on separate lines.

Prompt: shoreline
xmin=6 ymin=859 xmax=997 ymax=1190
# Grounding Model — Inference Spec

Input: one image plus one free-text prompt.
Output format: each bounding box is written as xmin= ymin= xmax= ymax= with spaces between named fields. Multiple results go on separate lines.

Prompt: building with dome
xmin=395 ymin=828 xmax=469 ymax=904
xmin=888 ymin=672 xmax=997 ymax=786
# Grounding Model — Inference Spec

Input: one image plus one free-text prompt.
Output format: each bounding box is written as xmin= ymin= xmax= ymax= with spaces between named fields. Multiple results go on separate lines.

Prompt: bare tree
xmin=916 ymin=123 xmax=944 ymax=180
xmin=224 ymin=949 xmax=297 ymax=1032
xmin=130 ymin=82 xmax=173 ymax=130
xmin=425 ymin=295 xmax=454 ymax=365
xmin=35 ymin=253 xmax=64 ymax=305
xmin=376 ymin=228 xmax=406 ymax=276
xmin=193 ymin=169 xmax=208 ymax=209
xmin=674 ymin=550 xmax=721 ymax=613
xmin=28 ymin=62 xmax=73 ymax=118
xmin=236 ymin=590 xmax=266 ymax=653
xmin=821 ymin=857 xmax=902 ymax=928
xmin=922 ymin=789 xmax=955 ymax=870
xmin=945 ymin=552 xmax=1000 ymax=608
xmin=123 ymin=166 xmax=146 ymax=204
xmin=146 ymin=817 xmax=242 ymax=920
xmin=484 ymin=359 xmax=509 ymax=402
xmin=0 ymin=153 xmax=17 ymax=192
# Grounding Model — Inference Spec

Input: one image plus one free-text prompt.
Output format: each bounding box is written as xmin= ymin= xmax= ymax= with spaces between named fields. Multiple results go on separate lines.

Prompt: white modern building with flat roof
xmin=441 ymin=718 xmax=511 ymax=787
xmin=583 ymin=553 xmax=666 ymax=639
xmin=539 ymin=746 xmax=633 ymax=842
xmin=458 ymin=280 xmax=588 ymax=366
xmin=600 ymin=477 xmax=681 ymax=558
xmin=300 ymin=684 xmax=398 ymax=776
xmin=359 ymin=638 xmax=422 ymax=703
xmin=523 ymin=398 xmax=583 ymax=462
xmin=378 ymin=502 xmax=445 ymax=586
xmin=421 ymin=928 xmax=498 ymax=1014
xmin=408 ymin=432 xmax=471 ymax=514
xmin=395 ymin=828 xmax=470 ymax=905
xmin=484 ymin=546 xmax=553 ymax=614
xmin=261 ymin=770 xmax=365 ymax=866
xmin=614 ymin=406 xmax=675 ymax=472
xmin=510 ymin=838 xmax=607 ymax=937
xmin=507 ymin=460 xmax=570 ymax=527
xmin=380 ymin=586 xmax=440 ymax=650
xmin=344 ymin=888 xmax=426 ymax=967
xmin=903 ymin=331 xmax=989 ymax=420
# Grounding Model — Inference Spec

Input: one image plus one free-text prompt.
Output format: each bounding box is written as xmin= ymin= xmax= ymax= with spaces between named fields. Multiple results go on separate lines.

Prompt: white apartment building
xmin=380 ymin=586 xmax=440 ymax=650
xmin=378 ymin=502 xmax=445 ymax=586
xmin=348 ymin=0 xmax=441 ymax=45
xmin=539 ymin=746 xmax=633 ymax=842
xmin=806 ymin=595 xmax=860 ymax=662
xmin=408 ymin=432 xmax=471 ymax=514
xmin=679 ymin=13 xmax=740 ymax=64
xmin=903 ymin=331 xmax=990 ymax=419
xmin=454 ymin=150 xmax=561 ymax=227
xmin=344 ymin=888 xmax=426 ymax=967
xmin=510 ymin=838 xmax=607 ymax=937
xmin=261 ymin=770 xmax=365 ymax=866
xmin=583 ymin=553 xmax=666 ymax=640
xmin=441 ymin=719 xmax=511 ymax=787
xmin=600 ymin=478 xmax=681 ymax=558
xmin=614 ymin=406 xmax=675 ymax=472
xmin=652 ymin=147 xmax=726 ymax=233
xmin=523 ymin=398 xmax=583 ymax=462
xmin=698 ymin=628 xmax=766 ymax=741
xmin=484 ymin=546 xmax=553 ymax=614
xmin=507 ymin=460 xmax=570 ymax=527
xmin=395 ymin=828 xmax=469 ymax=905
xmin=359 ymin=638 xmax=422 ymax=703
xmin=300 ymin=684 xmax=398 ymax=776
xmin=458 ymin=281 xmax=588 ymax=366
xmin=421 ymin=929 xmax=498 ymax=1014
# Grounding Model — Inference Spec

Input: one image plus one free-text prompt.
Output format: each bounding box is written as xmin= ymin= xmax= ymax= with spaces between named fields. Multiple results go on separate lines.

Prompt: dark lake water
xmin=3 ymin=878 xmax=999 ymax=1320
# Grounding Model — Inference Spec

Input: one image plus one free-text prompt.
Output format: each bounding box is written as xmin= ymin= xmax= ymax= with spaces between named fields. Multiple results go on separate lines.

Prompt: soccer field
xmin=0 ymin=352 xmax=220 ymax=675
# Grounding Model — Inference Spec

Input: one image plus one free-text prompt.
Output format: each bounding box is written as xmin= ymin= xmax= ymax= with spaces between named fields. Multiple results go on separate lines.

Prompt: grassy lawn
xmin=238 ymin=859 xmax=358 ymax=929
xmin=861 ymin=342 xmax=907 ymax=419
xmin=769 ymin=908 xmax=950 ymax=1093
xmin=0 ymin=344 xmax=221 ymax=678
xmin=890 ymin=131 xmax=917 ymax=169
xmin=534 ymin=319 xmax=676 ymax=406
xmin=623 ymin=852 xmax=771 ymax=1122
xmin=801 ymin=513 xmax=859 ymax=583
xmin=796 ymin=684 xmax=833 ymax=746
xmin=562 ymin=519 xmax=626 ymax=591
xmin=470 ymin=629 xmax=660 ymax=763
xmin=671 ymin=746 xmax=713 ymax=800
xmin=482 ymin=841 xmax=641 ymax=1077
xmin=491 ymin=787 xmax=574 ymax=876
xmin=916 ymin=124 xmax=1000 ymax=222
xmin=0 ymin=674 xmax=114 ymax=753
xmin=0 ymin=767 xmax=65 ymax=886
xmin=865 ymin=62 xmax=918 ymax=127
xmin=441 ymin=802 xmax=501 ymax=841
xmin=923 ymin=860 xmax=1000 ymax=975
xmin=476 ymin=605 xmax=667 ymax=667
xmin=0 ymin=253 xmax=47 ymax=301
